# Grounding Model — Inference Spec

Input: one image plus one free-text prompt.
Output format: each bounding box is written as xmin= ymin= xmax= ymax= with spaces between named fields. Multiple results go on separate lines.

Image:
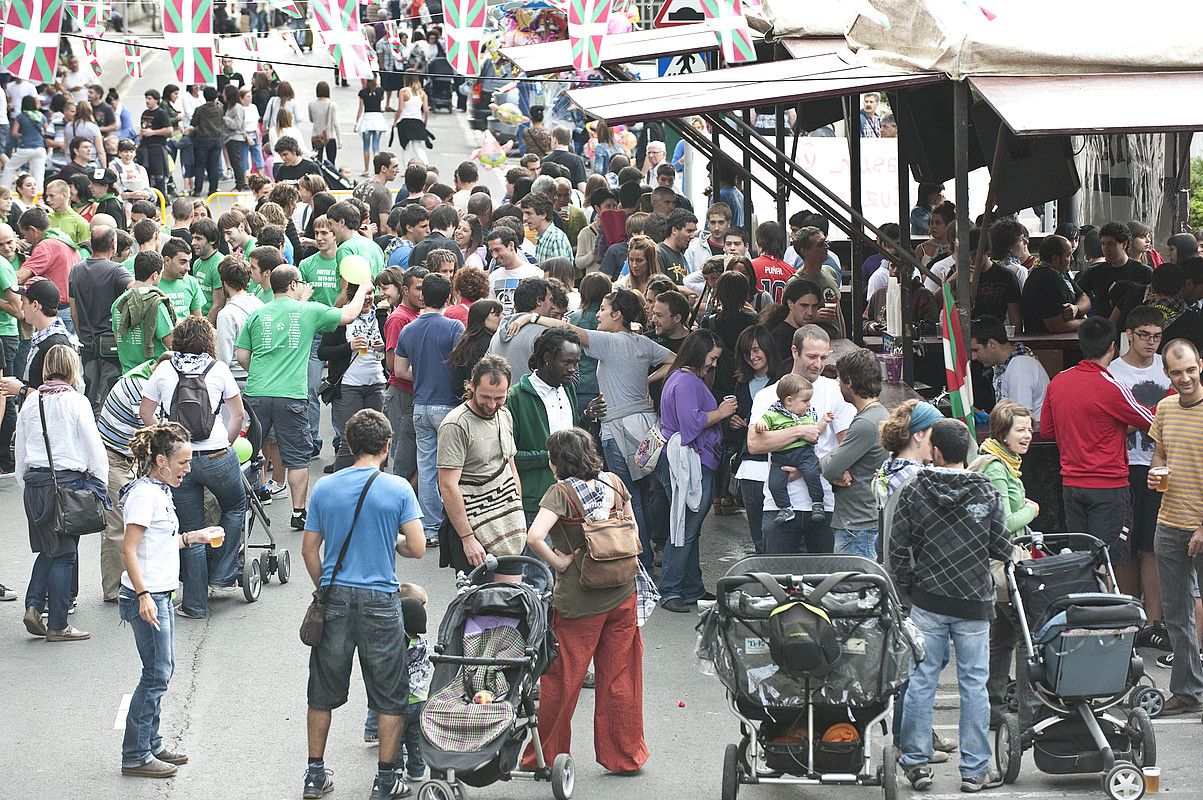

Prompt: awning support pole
xmin=953 ymin=79 xmax=973 ymax=319
xmin=845 ymin=95 xmax=865 ymax=343
xmin=895 ymin=91 xmax=914 ymax=384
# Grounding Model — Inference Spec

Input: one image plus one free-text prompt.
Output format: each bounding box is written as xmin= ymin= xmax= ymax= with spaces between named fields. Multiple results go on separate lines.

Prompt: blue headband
xmin=908 ymin=402 xmax=943 ymax=434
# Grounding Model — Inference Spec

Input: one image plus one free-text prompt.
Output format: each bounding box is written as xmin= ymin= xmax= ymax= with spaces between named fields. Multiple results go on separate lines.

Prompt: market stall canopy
xmin=970 ymin=73 xmax=1203 ymax=136
xmin=499 ymin=22 xmax=765 ymax=76
xmin=566 ymin=51 xmax=940 ymax=124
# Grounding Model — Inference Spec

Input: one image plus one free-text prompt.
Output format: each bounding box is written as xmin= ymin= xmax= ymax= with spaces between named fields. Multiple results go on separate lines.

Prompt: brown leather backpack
xmin=555 ymin=477 xmax=642 ymax=590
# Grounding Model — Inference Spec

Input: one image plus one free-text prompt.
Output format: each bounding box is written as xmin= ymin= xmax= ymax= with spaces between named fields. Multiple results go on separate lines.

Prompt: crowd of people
xmin=4 ymin=36 xmax=1203 ymax=799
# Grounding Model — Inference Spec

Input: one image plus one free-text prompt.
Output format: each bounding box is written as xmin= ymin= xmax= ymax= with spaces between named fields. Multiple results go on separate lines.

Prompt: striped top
xmin=97 ymin=374 xmax=147 ymax=457
xmin=1150 ymin=395 xmax=1203 ymax=530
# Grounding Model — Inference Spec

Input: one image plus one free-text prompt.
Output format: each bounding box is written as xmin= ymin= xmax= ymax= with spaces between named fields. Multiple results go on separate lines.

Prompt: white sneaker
xmin=266 ymin=480 xmax=288 ymax=496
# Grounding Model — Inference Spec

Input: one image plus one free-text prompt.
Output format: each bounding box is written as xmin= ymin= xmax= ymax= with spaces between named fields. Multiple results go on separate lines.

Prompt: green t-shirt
xmin=0 ymin=255 xmax=18 ymax=337
xmin=191 ymin=251 xmax=223 ymax=314
xmin=158 ymin=275 xmax=204 ymax=317
xmin=251 ymin=282 xmax=273 ymax=303
xmin=299 ymin=251 xmax=340 ymax=307
xmin=122 ymin=255 xmax=135 ymax=273
xmin=337 ymin=234 xmax=385 ymax=279
xmin=112 ymin=288 xmax=175 ymax=371
xmin=242 ymin=237 xmax=257 ymax=259
xmin=235 ymin=297 xmax=343 ymax=399
xmin=49 ymin=210 xmax=89 ymax=245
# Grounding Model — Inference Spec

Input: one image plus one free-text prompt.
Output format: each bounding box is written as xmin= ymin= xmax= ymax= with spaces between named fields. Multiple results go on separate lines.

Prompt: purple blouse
xmin=659 ymin=368 xmax=722 ymax=471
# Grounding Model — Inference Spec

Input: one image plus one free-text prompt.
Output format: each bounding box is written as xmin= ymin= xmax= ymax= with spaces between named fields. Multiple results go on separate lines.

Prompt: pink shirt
xmin=384 ymin=303 xmax=419 ymax=393
xmin=443 ymin=301 xmax=470 ymax=325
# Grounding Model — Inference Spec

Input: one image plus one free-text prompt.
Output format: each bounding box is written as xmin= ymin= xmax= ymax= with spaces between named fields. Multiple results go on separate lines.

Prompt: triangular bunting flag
xmin=445 ymin=0 xmax=485 ymax=77
xmin=1 ymin=0 xmax=64 ymax=82
xmin=701 ymin=0 xmax=756 ymax=64
xmin=243 ymin=32 xmax=258 ymax=52
xmin=278 ymin=28 xmax=300 ymax=54
xmin=267 ymin=0 xmax=299 ymax=17
xmin=81 ymin=36 xmax=100 ymax=78
xmin=568 ymin=0 xmax=610 ymax=71
xmin=124 ymin=40 xmax=143 ymax=78
xmin=163 ymin=0 xmax=216 ymax=84
xmin=312 ymin=0 xmax=370 ymax=80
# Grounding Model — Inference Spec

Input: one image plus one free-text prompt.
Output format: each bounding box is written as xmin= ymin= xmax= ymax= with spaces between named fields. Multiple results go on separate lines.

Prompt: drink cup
xmin=1151 ymin=466 xmax=1171 ymax=492
xmin=1144 ymin=766 xmax=1160 ymax=793
xmin=824 ymin=301 xmax=838 ymax=316
xmin=205 ymin=526 xmax=225 ymax=548
xmin=356 ymin=346 xmax=369 ymax=357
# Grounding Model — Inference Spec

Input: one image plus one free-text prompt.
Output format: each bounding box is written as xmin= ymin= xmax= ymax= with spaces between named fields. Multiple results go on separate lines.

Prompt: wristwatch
xmin=530 ymin=313 xmax=540 ymax=325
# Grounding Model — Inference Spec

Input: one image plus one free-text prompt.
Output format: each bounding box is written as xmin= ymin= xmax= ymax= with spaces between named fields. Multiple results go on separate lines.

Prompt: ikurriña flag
xmin=445 ymin=0 xmax=485 ymax=77
xmin=568 ymin=0 xmax=611 ymax=71
xmin=163 ymin=0 xmax=216 ymax=84
xmin=124 ymin=41 xmax=143 ymax=79
xmin=312 ymin=0 xmax=370 ymax=80
xmin=701 ymin=0 xmax=756 ymax=64
xmin=2 ymin=0 xmax=65 ymax=83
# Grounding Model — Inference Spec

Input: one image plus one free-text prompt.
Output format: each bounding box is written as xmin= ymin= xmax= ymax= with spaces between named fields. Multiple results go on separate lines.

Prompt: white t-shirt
xmin=144 ymin=359 xmax=240 ymax=451
xmin=1105 ymin=355 xmax=1170 ymax=467
xmin=924 ymin=253 xmax=957 ymax=295
xmin=489 ymin=263 xmax=544 ymax=315
xmin=997 ymin=353 xmax=1050 ymax=424
xmin=739 ymin=374 xmax=855 ymax=512
xmin=121 ymin=479 xmax=181 ymax=593
xmin=342 ymin=313 xmax=387 ymax=387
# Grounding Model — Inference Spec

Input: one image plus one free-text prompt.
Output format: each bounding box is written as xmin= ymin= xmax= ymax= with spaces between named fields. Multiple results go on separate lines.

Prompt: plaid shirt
xmin=535 ymin=224 xmax=574 ymax=263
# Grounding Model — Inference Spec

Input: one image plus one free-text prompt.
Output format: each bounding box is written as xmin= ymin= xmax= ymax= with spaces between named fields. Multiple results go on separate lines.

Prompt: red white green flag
xmin=81 ymin=36 xmax=100 ymax=78
xmin=567 ymin=0 xmax=610 ymax=71
xmin=163 ymin=0 xmax=216 ymax=84
xmin=124 ymin=41 xmax=143 ymax=79
xmin=445 ymin=0 xmax=485 ymax=77
xmin=701 ymin=0 xmax=756 ymax=64
xmin=243 ymin=32 xmax=258 ymax=52
xmin=1 ymin=0 xmax=65 ymax=83
xmin=312 ymin=0 xmax=370 ymax=80
xmin=267 ymin=0 xmax=300 ymax=17
xmin=941 ymin=281 xmax=974 ymax=430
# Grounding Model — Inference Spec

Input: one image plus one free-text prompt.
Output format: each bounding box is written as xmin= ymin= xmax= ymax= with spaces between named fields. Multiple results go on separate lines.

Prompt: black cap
xmin=18 ymin=278 xmax=60 ymax=309
xmin=399 ymin=597 xmax=426 ymax=636
xmin=90 ymin=167 xmax=118 ymax=186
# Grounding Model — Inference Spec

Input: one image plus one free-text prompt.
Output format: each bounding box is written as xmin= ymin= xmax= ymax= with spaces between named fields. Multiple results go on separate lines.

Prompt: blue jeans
xmin=600 ymin=437 xmax=664 ymax=573
xmin=661 ymin=466 xmax=715 ymax=604
xmin=57 ymin=306 xmax=74 ymax=335
xmin=246 ymin=131 xmax=264 ymax=171
xmin=175 ymin=448 xmax=247 ymax=616
xmin=899 ymin=606 xmax=991 ymax=779
xmin=118 ymin=587 xmax=175 ymax=767
xmin=762 ymin=509 xmax=833 ymax=555
xmin=25 ymin=550 xmax=76 ymax=630
xmin=365 ymin=702 xmax=426 ymax=777
xmin=834 ymin=528 xmax=878 ymax=559
xmin=225 ymin=140 xmax=248 ymax=189
xmin=361 ymin=130 xmax=382 ymax=153
xmin=191 ymin=138 xmax=223 ymax=195
xmin=413 ymin=403 xmax=453 ymax=541
xmin=307 ymin=336 xmax=324 ymax=452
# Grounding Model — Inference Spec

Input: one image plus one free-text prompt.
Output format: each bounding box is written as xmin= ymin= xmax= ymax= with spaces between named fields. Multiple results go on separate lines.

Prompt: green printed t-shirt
xmin=241 ymin=237 xmax=257 ymax=259
xmin=337 ymin=235 xmax=384 ymax=279
xmin=0 ymin=255 xmax=18 ymax=337
xmin=191 ymin=251 xmax=223 ymax=314
xmin=235 ymin=297 xmax=342 ymax=399
xmin=111 ymin=288 xmax=174 ymax=371
xmin=251 ymin=282 xmax=273 ymax=303
xmin=299 ymin=252 xmax=340 ymax=307
xmin=158 ymin=275 xmax=204 ymax=317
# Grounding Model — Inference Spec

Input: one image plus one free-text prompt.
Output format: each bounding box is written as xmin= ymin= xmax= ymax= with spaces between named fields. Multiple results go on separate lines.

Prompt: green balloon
xmin=233 ymin=436 xmax=253 ymax=464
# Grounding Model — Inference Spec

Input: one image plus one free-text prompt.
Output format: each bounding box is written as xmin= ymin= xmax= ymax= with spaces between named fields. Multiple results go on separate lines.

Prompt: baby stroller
xmin=417 ymin=555 xmax=569 ymax=800
xmin=235 ymin=403 xmax=288 ymax=601
xmin=427 ymin=57 xmax=456 ymax=112
xmin=995 ymin=533 xmax=1155 ymax=800
xmin=697 ymin=555 xmax=921 ymax=800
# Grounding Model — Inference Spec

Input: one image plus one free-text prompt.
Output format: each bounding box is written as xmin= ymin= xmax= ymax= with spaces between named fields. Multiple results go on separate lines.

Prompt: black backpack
xmin=750 ymin=571 xmax=851 ymax=677
xmin=169 ymin=362 xmax=220 ymax=442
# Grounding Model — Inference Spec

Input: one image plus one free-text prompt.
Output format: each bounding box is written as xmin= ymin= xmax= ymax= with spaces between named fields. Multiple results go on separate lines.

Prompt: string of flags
xmin=567 ymin=0 xmax=610 ymax=71
xmin=124 ymin=40 xmax=143 ymax=78
xmin=701 ymin=0 xmax=755 ymax=64
xmin=445 ymin=0 xmax=486 ymax=77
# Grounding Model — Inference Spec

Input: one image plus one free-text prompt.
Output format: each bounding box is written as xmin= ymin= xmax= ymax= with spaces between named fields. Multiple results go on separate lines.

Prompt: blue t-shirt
xmin=387 ymin=240 xmax=414 ymax=268
xmin=309 ymin=467 xmax=422 ymax=592
xmin=15 ymin=112 xmax=45 ymax=149
xmin=395 ymin=311 xmax=465 ymax=406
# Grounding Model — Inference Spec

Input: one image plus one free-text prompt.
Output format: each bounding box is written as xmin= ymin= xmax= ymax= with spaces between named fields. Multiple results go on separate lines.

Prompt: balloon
xmin=491 ymin=102 xmax=528 ymax=127
xmin=470 ymin=130 xmax=514 ymax=170
xmin=233 ymin=436 xmax=253 ymax=464
xmin=339 ymin=254 xmax=371 ymax=285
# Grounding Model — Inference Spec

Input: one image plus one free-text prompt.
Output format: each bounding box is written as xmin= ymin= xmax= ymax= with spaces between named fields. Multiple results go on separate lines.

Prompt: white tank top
xmin=400 ymin=93 xmax=423 ymax=120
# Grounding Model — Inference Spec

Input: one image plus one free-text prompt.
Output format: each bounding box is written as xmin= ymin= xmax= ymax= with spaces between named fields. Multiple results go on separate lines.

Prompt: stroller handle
xmin=1012 ymin=531 xmax=1106 ymax=555
xmin=465 ymin=554 xmax=554 ymax=589
xmin=715 ymin=571 xmax=887 ymax=614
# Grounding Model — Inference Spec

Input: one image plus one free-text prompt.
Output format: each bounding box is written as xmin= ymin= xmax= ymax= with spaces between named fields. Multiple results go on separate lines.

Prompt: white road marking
xmin=114 ymin=693 xmax=132 ymax=729
xmin=933 ymin=717 xmax=1195 ymax=730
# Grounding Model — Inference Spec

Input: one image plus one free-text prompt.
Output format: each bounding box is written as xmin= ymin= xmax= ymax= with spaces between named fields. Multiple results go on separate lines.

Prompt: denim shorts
xmin=246 ymin=395 xmax=310 ymax=469
xmin=308 ymin=585 xmax=409 ymax=715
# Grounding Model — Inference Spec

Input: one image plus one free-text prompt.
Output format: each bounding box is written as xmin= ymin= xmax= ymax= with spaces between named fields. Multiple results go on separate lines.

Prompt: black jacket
xmin=410 ymin=232 xmax=463 ymax=272
xmin=317 ymin=317 xmax=384 ymax=400
xmin=886 ymin=467 xmax=1012 ymax=621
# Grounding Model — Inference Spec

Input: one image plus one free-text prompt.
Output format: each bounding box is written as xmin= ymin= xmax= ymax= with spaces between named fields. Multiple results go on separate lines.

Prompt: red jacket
xmin=1040 ymin=360 xmax=1155 ymax=489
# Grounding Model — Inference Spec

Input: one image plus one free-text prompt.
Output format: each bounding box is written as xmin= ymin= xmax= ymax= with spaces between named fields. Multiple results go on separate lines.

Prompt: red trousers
xmin=523 ymin=593 xmax=649 ymax=773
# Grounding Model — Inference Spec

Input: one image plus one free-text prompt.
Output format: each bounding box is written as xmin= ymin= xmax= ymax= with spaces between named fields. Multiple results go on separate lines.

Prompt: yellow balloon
xmin=339 ymin=254 xmax=371 ymax=285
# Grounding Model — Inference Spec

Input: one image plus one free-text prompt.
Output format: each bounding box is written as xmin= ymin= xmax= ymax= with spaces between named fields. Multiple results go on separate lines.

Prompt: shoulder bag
xmin=554 ymin=476 xmax=642 ymax=590
xmin=39 ymin=393 xmax=105 ymax=536
xmin=299 ymin=471 xmax=379 ymax=646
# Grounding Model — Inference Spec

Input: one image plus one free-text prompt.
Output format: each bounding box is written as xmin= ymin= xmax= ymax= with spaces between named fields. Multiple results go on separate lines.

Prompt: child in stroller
xmin=417 ymin=555 xmax=573 ymax=800
xmin=995 ymin=533 xmax=1156 ymax=800
xmin=426 ymin=57 xmax=455 ymax=112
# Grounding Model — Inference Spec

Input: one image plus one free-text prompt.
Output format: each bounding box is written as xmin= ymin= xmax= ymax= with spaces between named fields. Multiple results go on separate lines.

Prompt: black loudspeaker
xmin=970 ymin=103 xmax=1081 ymax=216
xmin=795 ymin=97 xmax=845 ymax=133
xmin=894 ymin=83 xmax=987 ymax=184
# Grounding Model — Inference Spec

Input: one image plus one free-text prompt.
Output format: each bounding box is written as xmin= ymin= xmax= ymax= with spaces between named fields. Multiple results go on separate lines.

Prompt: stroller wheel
xmin=1126 ymin=707 xmax=1156 ymax=767
xmin=241 ymin=556 xmax=262 ymax=602
xmin=722 ymin=743 xmax=740 ymax=800
xmin=261 ymin=553 xmax=273 ymax=585
xmin=995 ymin=714 xmax=1022 ymax=784
xmin=881 ymin=743 xmax=897 ymax=800
xmin=551 ymin=753 xmax=574 ymax=800
xmin=416 ymin=780 xmax=455 ymax=800
xmin=1131 ymin=686 xmax=1164 ymax=718
xmin=1005 ymin=680 xmax=1018 ymax=713
xmin=278 ymin=549 xmax=291 ymax=584
xmin=1102 ymin=762 xmax=1146 ymax=800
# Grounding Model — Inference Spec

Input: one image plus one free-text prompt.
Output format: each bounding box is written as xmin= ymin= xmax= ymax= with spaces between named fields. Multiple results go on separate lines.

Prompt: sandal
xmin=715 ymin=497 xmax=738 ymax=516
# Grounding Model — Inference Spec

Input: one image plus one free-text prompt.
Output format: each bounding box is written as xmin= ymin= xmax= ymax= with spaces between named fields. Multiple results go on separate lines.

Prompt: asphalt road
xmin=1 ymin=24 xmax=1199 ymax=800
